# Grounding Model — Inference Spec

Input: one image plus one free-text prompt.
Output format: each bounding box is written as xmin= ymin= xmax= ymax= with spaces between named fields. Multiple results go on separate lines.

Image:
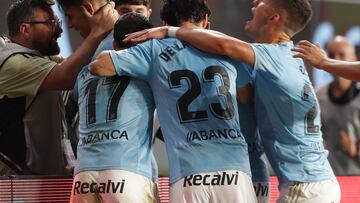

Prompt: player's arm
xmin=292 ymin=40 xmax=360 ymax=81
xmin=124 ymin=26 xmax=255 ymax=66
xmin=175 ymin=28 xmax=255 ymax=65
xmin=89 ymin=51 xmax=117 ymax=77
xmin=40 ymin=2 xmax=118 ymax=91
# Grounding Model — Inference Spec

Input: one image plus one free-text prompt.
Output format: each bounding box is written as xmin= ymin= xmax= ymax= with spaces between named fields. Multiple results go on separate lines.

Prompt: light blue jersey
xmin=236 ymin=64 xmax=269 ymax=183
xmin=251 ymin=42 xmax=335 ymax=186
xmin=75 ymin=34 xmax=157 ymax=181
xmin=109 ymin=39 xmax=251 ymax=183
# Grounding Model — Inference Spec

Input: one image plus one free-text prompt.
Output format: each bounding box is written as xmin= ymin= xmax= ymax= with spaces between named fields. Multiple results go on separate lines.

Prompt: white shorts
xmin=277 ymin=179 xmax=341 ymax=203
xmin=70 ymin=169 xmax=159 ymax=203
xmin=170 ymin=170 xmax=257 ymax=203
xmin=253 ymin=181 xmax=270 ymax=203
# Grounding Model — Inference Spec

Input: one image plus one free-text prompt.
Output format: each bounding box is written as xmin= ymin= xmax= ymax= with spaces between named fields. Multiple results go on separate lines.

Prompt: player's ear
xmin=147 ymin=8 xmax=152 ymax=17
xmin=82 ymin=1 xmax=95 ymax=15
xmin=200 ymin=14 xmax=209 ymax=29
xmin=269 ymin=11 xmax=284 ymax=25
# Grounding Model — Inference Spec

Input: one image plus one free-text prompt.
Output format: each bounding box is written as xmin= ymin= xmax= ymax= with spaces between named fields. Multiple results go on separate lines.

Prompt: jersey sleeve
xmin=109 ymin=40 xmax=153 ymax=81
xmin=0 ymin=53 xmax=57 ymax=98
xmin=250 ymin=43 xmax=281 ymax=77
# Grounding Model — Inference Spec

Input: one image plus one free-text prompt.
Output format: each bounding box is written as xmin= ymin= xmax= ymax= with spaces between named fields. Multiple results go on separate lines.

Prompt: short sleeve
xmin=109 ymin=40 xmax=153 ymax=81
xmin=251 ymin=43 xmax=297 ymax=83
xmin=0 ymin=54 xmax=57 ymax=98
xmin=250 ymin=43 xmax=281 ymax=75
xmin=250 ymin=44 xmax=264 ymax=72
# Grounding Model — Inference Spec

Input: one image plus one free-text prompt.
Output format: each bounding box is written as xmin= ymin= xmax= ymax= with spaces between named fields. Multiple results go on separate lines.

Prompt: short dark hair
xmin=273 ymin=0 xmax=312 ymax=37
xmin=7 ymin=0 xmax=55 ymax=37
xmin=112 ymin=0 xmax=151 ymax=8
xmin=57 ymin=0 xmax=84 ymax=7
xmin=160 ymin=0 xmax=211 ymax=26
xmin=113 ymin=12 xmax=153 ymax=48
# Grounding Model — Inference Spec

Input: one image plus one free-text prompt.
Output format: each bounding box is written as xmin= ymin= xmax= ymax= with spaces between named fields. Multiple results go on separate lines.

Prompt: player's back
xmin=250 ymin=42 xmax=335 ymax=185
xmin=116 ymin=38 xmax=251 ymax=183
xmin=76 ymin=34 xmax=156 ymax=180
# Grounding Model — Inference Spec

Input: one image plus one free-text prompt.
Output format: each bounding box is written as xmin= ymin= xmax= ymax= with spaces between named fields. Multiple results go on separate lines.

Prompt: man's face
xmin=327 ymin=37 xmax=357 ymax=81
xmin=116 ymin=4 xmax=151 ymax=17
xmin=327 ymin=40 xmax=356 ymax=62
xmin=28 ymin=8 xmax=62 ymax=55
xmin=62 ymin=5 xmax=90 ymax=38
xmin=244 ymin=0 xmax=274 ymax=38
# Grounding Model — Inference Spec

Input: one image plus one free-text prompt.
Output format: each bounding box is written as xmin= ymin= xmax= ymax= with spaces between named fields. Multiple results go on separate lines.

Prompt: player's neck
xmin=179 ymin=22 xmax=203 ymax=30
xmin=253 ymin=27 xmax=291 ymax=44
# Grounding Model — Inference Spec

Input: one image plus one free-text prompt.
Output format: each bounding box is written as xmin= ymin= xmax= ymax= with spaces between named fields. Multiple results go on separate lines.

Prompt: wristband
xmin=167 ymin=26 xmax=179 ymax=38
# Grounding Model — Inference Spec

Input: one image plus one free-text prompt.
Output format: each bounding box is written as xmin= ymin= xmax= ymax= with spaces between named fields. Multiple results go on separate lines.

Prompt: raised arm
xmin=292 ymin=40 xmax=360 ymax=81
xmin=124 ymin=26 xmax=255 ymax=66
xmin=40 ymin=2 xmax=118 ymax=90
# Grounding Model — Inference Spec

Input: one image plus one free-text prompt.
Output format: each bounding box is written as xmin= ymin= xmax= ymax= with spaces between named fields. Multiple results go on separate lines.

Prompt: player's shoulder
xmin=137 ymin=38 xmax=183 ymax=49
xmin=251 ymin=41 xmax=292 ymax=53
xmin=136 ymin=38 xmax=187 ymax=56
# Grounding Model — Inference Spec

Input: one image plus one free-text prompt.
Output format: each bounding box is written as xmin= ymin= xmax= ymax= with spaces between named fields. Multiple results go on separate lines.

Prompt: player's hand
xmin=292 ymin=40 xmax=327 ymax=69
xmin=82 ymin=1 xmax=118 ymax=39
xmin=123 ymin=26 xmax=169 ymax=44
xmin=89 ymin=51 xmax=117 ymax=77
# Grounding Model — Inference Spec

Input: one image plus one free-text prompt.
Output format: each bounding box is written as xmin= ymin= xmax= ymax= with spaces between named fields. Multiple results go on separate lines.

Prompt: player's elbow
xmin=89 ymin=62 xmax=117 ymax=77
xmin=89 ymin=63 xmax=102 ymax=76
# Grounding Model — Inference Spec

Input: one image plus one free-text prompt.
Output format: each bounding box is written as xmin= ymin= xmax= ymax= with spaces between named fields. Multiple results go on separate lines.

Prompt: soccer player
xmin=57 ymin=1 xmax=158 ymax=202
xmin=89 ymin=0 xmax=257 ymax=202
xmin=293 ymin=40 xmax=360 ymax=81
xmin=124 ymin=0 xmax=341 ymax=202
xmin=113 ymin=0 xmax=152 ymax=17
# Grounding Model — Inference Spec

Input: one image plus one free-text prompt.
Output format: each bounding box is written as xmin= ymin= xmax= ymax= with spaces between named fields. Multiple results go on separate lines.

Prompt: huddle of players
xmin=59 ymin=0 xmax=340 ymax=202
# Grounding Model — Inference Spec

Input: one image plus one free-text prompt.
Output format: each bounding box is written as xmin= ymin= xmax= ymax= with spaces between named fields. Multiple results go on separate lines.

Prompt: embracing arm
xmin=125 ymin=26 xmax=255 ymax=66
xmin=175 ymin=28 xmax=255 ymax=65
xmin=293 ymin=40 xmax=360 ymax=81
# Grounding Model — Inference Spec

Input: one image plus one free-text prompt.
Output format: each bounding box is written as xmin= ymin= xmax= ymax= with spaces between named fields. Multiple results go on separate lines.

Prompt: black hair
xmin=7 ymin=0 xmax=55 ymax=37
xmin=113 ymin=12 xmax=153 ymax=48
xmin=112 ymin=0 xmax=151 ymax=8
xmin=160 ymin=0 xmax=211 ymax=26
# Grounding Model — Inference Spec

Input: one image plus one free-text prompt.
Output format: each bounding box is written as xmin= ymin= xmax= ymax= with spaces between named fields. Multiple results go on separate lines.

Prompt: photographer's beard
xmin=30 ymin=29 xmax=61 ymax=56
